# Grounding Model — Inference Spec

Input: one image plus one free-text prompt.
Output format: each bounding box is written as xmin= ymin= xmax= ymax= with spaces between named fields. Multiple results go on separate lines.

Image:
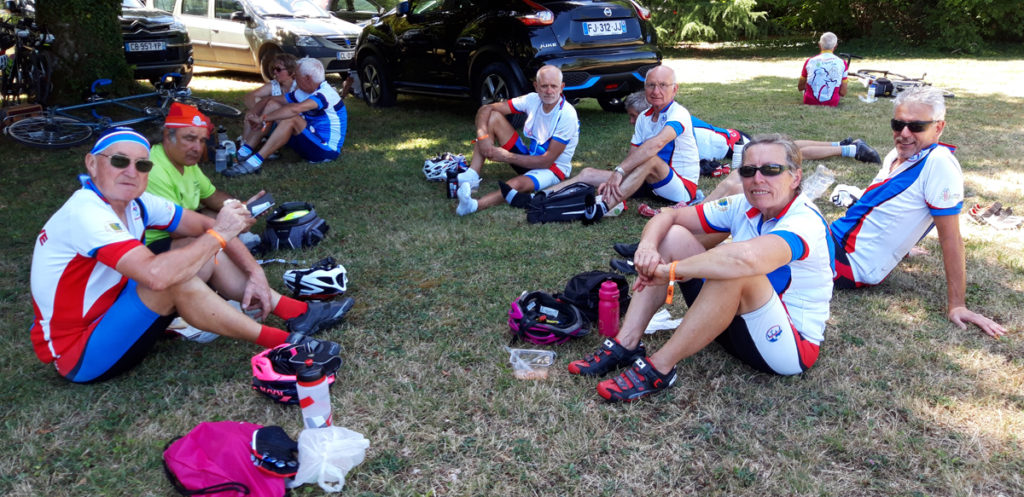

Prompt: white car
xmin=148 ymin=0 xmax=361 ymax=80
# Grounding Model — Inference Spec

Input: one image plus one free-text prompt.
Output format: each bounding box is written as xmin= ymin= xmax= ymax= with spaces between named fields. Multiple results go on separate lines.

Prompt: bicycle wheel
xmin=6 ymin=115 xmax=94 ymax=149
xmin=179 ymin=96 xmax=242 ymax=118
xmin=855 ymin=69 xmax=914 ymax=82
xmin=27 ymin=51 xmax=52 ymax=105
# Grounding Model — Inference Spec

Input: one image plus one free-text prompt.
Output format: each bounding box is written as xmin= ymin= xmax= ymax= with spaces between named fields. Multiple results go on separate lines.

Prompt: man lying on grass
xmin=29 ymin=127 xmax=350 ymax=383
xmin=569 ymin=134 xmax=834 ymax=402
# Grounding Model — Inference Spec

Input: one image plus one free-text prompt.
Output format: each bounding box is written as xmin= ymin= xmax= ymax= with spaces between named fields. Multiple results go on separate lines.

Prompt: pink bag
xmin=163 ymin=421 xmax=285 ymax=497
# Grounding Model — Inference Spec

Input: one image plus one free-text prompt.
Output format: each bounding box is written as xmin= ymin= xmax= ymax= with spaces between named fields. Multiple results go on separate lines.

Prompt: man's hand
xmin=598 ymin=171 xmax=624 ymax=205
xmin=633 ymin=262 xmax=670 ymax=293
xmin=212 ymin=200 xmax=251 ymax=240
xmin=242 ymin=266 xmax=274 ymax=319
xmin=949 ymin=306 xmax=1008 ymax=339
xmin=245 ymin=111 xmax=263 ymax=129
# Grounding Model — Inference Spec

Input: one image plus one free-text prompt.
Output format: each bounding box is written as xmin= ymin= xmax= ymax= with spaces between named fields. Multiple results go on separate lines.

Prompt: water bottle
xmin=221 ymin=140 xmax=236 ymax=162
xmin=597 ymin=280 xmax=620 ymax=338
xmin=867 ymin=83 xmax=877 ymax=102
xmin=296 ymin=365 xmax=333 ymax=429
xmin=216 ymin=125 xmax=228 ymax=146
xmin=803 ymin=164 xmax=835 ymax=201
xmin=214 ymin=143 xmax=227 ymax=173
xmin=446 ymin=170 xmax=458 ymax=199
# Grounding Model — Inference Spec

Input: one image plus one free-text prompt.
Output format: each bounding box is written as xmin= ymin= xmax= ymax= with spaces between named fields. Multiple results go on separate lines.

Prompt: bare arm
xmin=636 ymin=233 xmax=793 ymax=293
xmin=838 ymin=79 xmax=848 ymax=97
xmin=798 ymin=77 xmax=807 ymax=92
xmin=599 ymin=125 xmax=677 ymax=201
xmin=263 ymin=98 xmax=318 ymax=122
xmin=485 ymin=139 xmax=568 ymax=169
xmin=244 ymin=83 xmax=274 ymax=110
xmin=933 ymin=214 xmax=1007 ymax=338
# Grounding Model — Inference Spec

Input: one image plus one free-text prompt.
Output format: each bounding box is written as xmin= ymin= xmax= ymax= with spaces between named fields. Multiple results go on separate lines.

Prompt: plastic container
xmin=221 ymin=140 xmax=236 ymax=161
xmin=802 ymin=164 xmax=835 ymax=201
xmin=597 ymin=280 xmax=620 ymax=338
xmin=214 ymin=145 xmax=227 ymax=173
xmin=216 ymin=125 xmax=228 ymax=145
xmin=867 ymin=83 xmax=877 ymax=102
xmin=507 ymin=347 xmax=556 ymax=380
xmin=296 ymin=366 xmax=333 ymax=429
xmin=446 ymin=170 xmax=458 ymax=199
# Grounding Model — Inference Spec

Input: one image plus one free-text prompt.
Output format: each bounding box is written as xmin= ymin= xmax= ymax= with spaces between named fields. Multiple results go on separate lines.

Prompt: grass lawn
xmin=1 ymin=49 xmax=1022 ymax=496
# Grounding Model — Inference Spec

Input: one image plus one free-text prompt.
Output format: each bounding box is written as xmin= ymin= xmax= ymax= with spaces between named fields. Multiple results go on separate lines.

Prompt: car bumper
xmin=538 ymin=50 xmax=660 ymax=98
xmin=286 ymin=41 xmax=357 ymax=75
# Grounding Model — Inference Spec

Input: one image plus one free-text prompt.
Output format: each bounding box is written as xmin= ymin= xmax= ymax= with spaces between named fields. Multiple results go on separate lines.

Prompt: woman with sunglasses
xmin=238 ymin=53 xmax=299 ymax=161
xmin=567 ymin=134 xmax=834 ymax=403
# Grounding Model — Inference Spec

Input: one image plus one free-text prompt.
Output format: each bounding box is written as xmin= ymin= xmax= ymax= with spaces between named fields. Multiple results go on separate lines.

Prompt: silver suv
xmin=149 ymin=0 xmax=362 ymax=80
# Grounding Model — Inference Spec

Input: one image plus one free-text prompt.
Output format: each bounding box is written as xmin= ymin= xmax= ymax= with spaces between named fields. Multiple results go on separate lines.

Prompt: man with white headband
xmin=29 ymin=127 xmax=353 ymax=383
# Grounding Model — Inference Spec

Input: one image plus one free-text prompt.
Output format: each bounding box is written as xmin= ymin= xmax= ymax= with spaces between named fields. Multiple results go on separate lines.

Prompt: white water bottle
xmin=803 ymin=164 xmax=835 ymax=201
xmin=867 ymin=83 xmax=877 ymax=102
xmin=296 ymin=365 xmax=332 ymax=429
xmin=221 ymin=140 xmax=236 ymax=161
xmin=214 ymin=144 xmax=227 ymax=173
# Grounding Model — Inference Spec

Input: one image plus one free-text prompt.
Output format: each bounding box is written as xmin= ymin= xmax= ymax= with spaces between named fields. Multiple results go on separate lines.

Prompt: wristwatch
xmin=613 ymin=166 xmax=626 ymax=176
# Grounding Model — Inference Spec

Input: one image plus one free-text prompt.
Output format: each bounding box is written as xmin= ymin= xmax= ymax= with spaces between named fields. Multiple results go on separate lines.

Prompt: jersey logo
xmin=106 ymin=222 xmax=125 ymax=233
xmin=38 ymin=229 xmax=48 ymax=246
xmin=765 ymin=325 xmax=783 ymax=342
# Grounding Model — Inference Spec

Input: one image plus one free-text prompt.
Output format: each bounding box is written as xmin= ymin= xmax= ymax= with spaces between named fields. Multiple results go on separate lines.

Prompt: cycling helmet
xmin=507 ymin=291 xmax=588 ymax=345
xmin=283 ymin=256 xmax=348 ymax=300
xmin=422 ymin=152 xmax=467 ymax=181
xmin=260 ymin=201 xmax=329 ymax=253
xmin=251 ymin=337 xmax=342 ymax=404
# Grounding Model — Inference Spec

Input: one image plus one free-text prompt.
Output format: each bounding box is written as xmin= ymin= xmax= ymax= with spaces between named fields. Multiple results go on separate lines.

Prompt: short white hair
xmin=894 ymin=86 xmax=947 ymax=121
xmin=625 ymin=91 xmax=649 ymax=114
xmin=296 ymin=57 xmax=325 ymax=84
xmin=819 ymin=32 xmax=838 ymax=50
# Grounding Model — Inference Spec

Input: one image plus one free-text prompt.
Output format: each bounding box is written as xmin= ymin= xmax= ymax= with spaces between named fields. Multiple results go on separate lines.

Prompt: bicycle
xmin=0 ymin=14 xmax=53 ymax=105
xmin=4 ymin=73 xmax=241 ymax=149
xmin=838 ymin=53 xmax=955 ymax=99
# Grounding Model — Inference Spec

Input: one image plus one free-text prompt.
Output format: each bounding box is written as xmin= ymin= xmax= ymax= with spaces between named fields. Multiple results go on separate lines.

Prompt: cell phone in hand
xmin=247 ymin=192 xmax=275 ymax=218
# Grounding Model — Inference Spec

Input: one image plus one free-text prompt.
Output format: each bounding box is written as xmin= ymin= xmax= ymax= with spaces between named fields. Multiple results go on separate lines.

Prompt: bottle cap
xmin=296 ymin=362 xmax=323 ymax=383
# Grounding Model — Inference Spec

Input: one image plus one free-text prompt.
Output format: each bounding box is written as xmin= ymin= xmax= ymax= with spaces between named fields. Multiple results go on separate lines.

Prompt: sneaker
xmin=853 ymin=140 xmax=881 ymax=163
xmin=222 ymin=160 xmax=261 ymax=177
xmin=638 ymin=203 xmax=660 ymax=218
xmin=609 ymin=258 xmax=637 ymax=275
xmin=613 ymin=242 xmax=638 ymax=259
xmin=286 ymin=297 xmax=355 ymax=336
xmin=839 ymin=137 xmax=855 ymax=146
xmin=568 ymin=338 xmax=647 ymax=377
xmin=596 ymin=356 xmax=677 ymax=403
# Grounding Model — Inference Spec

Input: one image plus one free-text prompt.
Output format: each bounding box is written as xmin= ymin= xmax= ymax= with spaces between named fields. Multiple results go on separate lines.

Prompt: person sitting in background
xmin=238 ymin=53 xmax=299 ymax=160
xmin=569 ymin=134 xmax=834 ymax=403
xmin=225 ymin=58 xmax=347 ymax=176
xmin=798 ymin=32 xmax=848 ymax=107
xmin=30 ymin=127 xmax=353 ymax=383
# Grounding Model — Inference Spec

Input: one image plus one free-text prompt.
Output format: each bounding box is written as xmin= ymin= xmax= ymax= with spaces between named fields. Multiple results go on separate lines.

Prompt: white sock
xmin=457 ymin=168 xmax=479 ymax=185
xmin=456 ymin=182 xmax=477 ymax=216
xmin=238 ymin=144 xmax=254 ymax=159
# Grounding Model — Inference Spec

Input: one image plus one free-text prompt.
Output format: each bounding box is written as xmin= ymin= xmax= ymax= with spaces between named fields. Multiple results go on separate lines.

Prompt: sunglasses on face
xmin=891 ymin=119 xmax=936 ymax=133
xmin=97 ymin=153 xmax=154 ymax=173
xmin=738 ymin=163 xmax=787 ymax=177
xmin=272 ymin=66 xmax=288 ymax=73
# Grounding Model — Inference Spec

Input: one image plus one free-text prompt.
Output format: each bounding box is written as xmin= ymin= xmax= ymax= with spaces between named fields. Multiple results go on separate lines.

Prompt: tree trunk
xmin=34 ymin=0 xmax=132 ymax=104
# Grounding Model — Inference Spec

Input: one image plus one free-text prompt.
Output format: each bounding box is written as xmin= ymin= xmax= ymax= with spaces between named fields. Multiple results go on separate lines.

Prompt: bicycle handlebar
xmin=91 ymin=79 xmax=112 ymax=93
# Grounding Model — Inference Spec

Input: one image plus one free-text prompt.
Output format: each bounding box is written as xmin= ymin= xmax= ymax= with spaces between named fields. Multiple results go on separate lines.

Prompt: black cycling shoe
xmin=839 ymin=136 xmax=855 ymax=146
xmin=286 ymin=297 xmax=354 ymax=336
xmin=853 ymin=139 xmax=881 ymax=164
xmin=613 ymin=242 xmax=638 ymax=259
xmin=609 ymin=258 xmax=637 ymax=275
xmin=596 ymin=356 xmax=677 ymax=403
xmin=568 ymin=338 xmax=647 ymax=377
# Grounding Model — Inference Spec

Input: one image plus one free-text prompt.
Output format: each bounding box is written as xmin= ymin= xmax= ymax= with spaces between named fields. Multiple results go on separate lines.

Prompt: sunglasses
xmin=890 ymin=119 xmax=936 ymax=133
xmin=738 ymin=163 xmax=787 ymax=177
xmin=272 ymin=66 xmax=288 ymax=73
xmin=97 ymin=153 xmax=154 ymax=173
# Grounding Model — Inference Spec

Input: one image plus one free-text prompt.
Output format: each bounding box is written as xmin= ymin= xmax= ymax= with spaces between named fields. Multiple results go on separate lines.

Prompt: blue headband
xmin=90 ymin=127 xmax=151 ymax=155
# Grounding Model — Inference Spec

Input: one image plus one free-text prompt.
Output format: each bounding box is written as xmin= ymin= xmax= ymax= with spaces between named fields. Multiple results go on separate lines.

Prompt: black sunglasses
xmin=891 ymin=119 xmax=936 ymax=133
xmin=738 ymin=163 xmax=787 ymax=177
xmin=97 ymin=153 xmax=154 ymax=173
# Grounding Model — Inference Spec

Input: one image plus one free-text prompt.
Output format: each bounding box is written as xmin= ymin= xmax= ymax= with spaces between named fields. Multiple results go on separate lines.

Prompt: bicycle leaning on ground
xmin=4 ymin=73 xmax=241 ymax=149
xmin=838 ymin=53 xmax=955 ymax=99
xmin=0 ymin=14 xmax=53 ymax=105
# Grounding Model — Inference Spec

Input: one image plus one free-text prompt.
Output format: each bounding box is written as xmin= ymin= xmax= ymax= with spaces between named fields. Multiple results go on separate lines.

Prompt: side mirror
xmin=397 ymin=1 xmax=409 ymax=16
xmin=229 ymin=11 xmax=251 ymax=23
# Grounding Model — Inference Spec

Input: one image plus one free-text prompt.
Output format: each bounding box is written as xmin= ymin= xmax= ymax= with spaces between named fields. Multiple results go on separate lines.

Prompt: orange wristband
xmin=472 ymin=133 xmax=489 ymax=144
xmin=664 ymin=261 xmax=679 ymax=305
xmin=206 ymin=229 xmax=226 ymax=264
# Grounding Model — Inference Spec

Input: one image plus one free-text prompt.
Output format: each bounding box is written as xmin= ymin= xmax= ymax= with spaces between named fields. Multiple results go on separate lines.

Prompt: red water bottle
xmin=598 ymin=280 xmax=620 ymax=338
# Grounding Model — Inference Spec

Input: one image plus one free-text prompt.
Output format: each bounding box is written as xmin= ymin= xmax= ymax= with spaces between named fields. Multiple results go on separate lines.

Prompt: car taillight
xmin=517 ymin=0 xmax=554 ymax=26
xmin=629 ymin=0 xmax=651 ymax=21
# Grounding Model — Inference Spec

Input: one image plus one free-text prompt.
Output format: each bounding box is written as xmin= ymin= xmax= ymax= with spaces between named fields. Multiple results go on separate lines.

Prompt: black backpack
xmin=874 ymin=77 xmax=895 ymax=98
xmin=260 ymin=201 xmax=330 ymax=253
xmin=557 ymin=270 xmax=630 ymax=325
xmin=526 ymin=183 xmax=603 ymax=224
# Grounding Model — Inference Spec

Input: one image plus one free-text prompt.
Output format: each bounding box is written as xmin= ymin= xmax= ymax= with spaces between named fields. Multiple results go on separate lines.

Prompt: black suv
xmin=120 ymin=0 xmax=193 ymax=86
xmin=353 ymin=0 xmax=660 ymax=111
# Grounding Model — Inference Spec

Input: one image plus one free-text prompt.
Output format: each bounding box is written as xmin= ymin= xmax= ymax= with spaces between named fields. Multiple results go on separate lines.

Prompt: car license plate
xmin=126 ymin=41 xmax=166 ymax=52
xmin=583 ymin=20 xmax=626 ymax=37
xmin=336 ymin=50 xmax=354 ymax=60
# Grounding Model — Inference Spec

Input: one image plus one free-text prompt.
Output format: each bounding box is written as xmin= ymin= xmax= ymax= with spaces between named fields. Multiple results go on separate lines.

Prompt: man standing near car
xmin=226 ymin=58 xmax=347 ymax=176
xmin=455 ymin=65 xmax=579 ymax=216
xmin=798 ymin=32 xmax=848 ymax=106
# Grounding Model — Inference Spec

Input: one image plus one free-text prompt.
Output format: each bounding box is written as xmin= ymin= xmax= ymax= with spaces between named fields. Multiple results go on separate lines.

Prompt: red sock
xmin=273 ymin=296 xmax=308 ymax=320
xmin=256 ymin=325 xmax=290 ymax=348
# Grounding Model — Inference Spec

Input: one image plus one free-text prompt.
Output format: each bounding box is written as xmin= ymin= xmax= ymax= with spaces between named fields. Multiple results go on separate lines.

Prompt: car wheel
xmin=150 ymin=67 xmax=192 ymax=88
xmin=260 ymin=47 xmax=283 ymax=82
xmin=597 ymin=95 xmax=626 ymax=113
xmin=359 ymin=55 xmax=395 ymax=107
xmin=474 ymin=62 xmax=523 ymax=106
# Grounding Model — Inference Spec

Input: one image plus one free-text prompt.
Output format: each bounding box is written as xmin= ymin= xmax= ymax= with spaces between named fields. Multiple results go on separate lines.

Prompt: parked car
xmin=121 ymin=0 xmax=194 ymax=86
xmin=327 ymin=0 xmax=385 ymax=25
xmin=148 ymin=0 xmax=362 ymax=81
xmin=353 ymin=0 xmax=660 ymax=111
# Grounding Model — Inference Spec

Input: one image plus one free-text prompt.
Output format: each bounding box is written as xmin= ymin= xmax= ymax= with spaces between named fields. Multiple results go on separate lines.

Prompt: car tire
xmin=359 ymin=55 xmax=395 ymax=107
xmin=260 ymin=47 xmax=283 ymax=82
xmin=597 ymin=95 xmax=626 ymax=113
xmin=149 ymin=67 xmax=192 ymax=89
xmin=473 ymin=62 xmax=523 ymax=107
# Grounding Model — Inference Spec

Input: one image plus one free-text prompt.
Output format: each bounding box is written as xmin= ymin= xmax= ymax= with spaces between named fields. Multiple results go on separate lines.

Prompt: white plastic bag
xmin=644 ymin=308 xmax=682 ymax=334
xmin=286 ymin=426 xmax=370 ymax=492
